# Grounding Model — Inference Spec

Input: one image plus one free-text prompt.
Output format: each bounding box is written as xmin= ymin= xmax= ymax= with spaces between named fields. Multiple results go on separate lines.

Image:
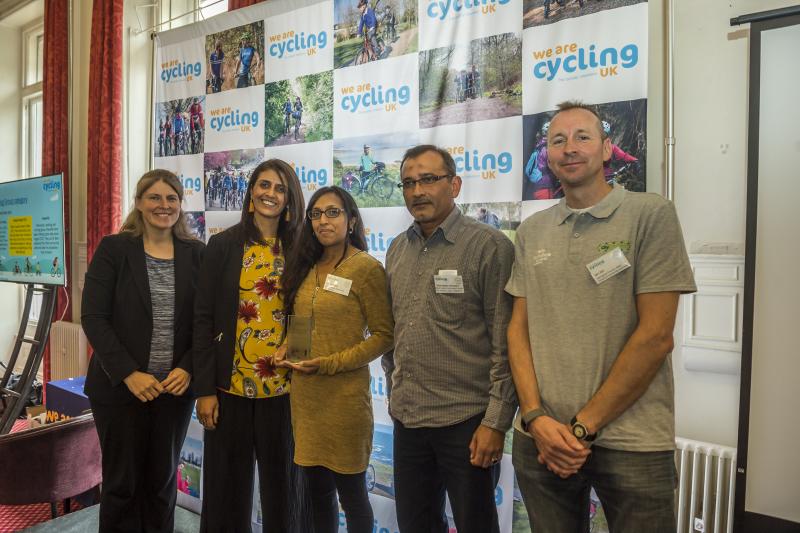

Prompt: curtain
xmin=41 ymin=0 xmax=71 ymax=384
xmin=86 ymin=0 xmax=124 ymax=263
xmin=229 ymin=0 xmax=264 ymax=10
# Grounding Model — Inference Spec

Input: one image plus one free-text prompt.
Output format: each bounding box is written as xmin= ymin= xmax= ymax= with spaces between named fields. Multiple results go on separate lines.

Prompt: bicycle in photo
xmin=293 ymin=112 xmax=302 ymax=141
xmin=354 ymin=33 xmax=384 ymax=65
xmin=284 ymin=112 xmax=291 ymax=136
xmin=605 ymin=162 xmax=642 ymax=191
xmin=341 ymin=162 xmax=393 ymax=200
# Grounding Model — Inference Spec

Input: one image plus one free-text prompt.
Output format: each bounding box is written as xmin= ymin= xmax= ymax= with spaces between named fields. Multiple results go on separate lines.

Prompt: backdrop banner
xmin=154 ymin=1 xmax=649 ymax=530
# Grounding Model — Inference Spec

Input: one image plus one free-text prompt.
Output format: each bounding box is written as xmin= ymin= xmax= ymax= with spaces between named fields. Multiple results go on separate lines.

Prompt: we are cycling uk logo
xmin=292 ymin=162 xmax=329 ymax=192
xmin=208 ymin=106 xmax=260 ymax=133
xmin=177 ymin=174 xmax=202 ymax=195
xmin=160 ymin=59 xmax=202 ymax=83
xmin=532 ymin=42 xmax=639 ymax=81
xmin=426 ymin=0 xmax=511 ymax=20
xmin=268 ymin=29 xmax=328 ymax=59
xmin=446 ymin=145 xmax=513 ymax=180
xmin=339 ymin=82 xmax=411 ymax=114
xmin=364 ymin=227 xmax=395 ymax=254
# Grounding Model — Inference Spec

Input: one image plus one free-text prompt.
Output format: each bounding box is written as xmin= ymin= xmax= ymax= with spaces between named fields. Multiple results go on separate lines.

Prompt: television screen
xmin=0 ymin=174 xmax=66 ymax=286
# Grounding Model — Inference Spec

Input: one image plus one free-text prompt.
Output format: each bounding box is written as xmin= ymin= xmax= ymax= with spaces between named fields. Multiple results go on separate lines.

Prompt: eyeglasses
xmin=307 ymin=207 xmax=345 ymax=220
xmin=397 ymin=174 xmax=452 ymax=190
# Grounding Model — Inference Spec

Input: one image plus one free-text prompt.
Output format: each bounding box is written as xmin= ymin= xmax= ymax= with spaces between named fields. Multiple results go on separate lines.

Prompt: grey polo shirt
xmin=505 ymin=185 xmax=696 ymax=451
xmin=383 ymin=206 xmax=516 ymax=431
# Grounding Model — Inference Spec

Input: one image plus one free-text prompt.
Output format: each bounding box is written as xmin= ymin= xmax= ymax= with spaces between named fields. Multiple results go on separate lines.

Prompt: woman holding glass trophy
xmin=278 ymin=185 xmax=394 ymax=533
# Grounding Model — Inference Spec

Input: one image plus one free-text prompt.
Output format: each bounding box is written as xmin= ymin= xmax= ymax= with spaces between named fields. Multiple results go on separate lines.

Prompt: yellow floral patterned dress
xmin=227 ymin=240 xmax=290 ymax=398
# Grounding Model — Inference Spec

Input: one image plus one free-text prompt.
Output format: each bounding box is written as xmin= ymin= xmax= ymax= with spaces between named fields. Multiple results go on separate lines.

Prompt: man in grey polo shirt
xmin=506 ymin=101 xmax=696 ymax=532
xmin=383 ymin=144 xmax=516 ymax=533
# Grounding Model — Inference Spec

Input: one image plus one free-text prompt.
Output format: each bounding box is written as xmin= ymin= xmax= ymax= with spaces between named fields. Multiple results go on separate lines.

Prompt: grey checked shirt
xmin=383 ymin=207 xmax=516 ymax=430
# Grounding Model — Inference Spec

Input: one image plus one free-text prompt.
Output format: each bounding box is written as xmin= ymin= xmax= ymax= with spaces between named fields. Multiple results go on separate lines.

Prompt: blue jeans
xmin=513 ymin=430 xmax=677 ymax=533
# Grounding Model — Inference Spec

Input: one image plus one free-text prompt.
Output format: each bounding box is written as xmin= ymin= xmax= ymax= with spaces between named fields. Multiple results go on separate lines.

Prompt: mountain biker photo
xmin=235 ymin=32 xmax=261 ymax=88
xmin=524 ymin=0 xmax=646 ymax=28
xmin=207 ymin=40 xmax=224 ymax=94
xmin=333 ymin=0 xmax=418 ymax=69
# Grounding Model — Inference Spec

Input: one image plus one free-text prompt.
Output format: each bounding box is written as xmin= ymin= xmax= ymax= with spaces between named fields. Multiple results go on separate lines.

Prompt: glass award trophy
xmin=286 ymin=315 xmax=313 ymax=362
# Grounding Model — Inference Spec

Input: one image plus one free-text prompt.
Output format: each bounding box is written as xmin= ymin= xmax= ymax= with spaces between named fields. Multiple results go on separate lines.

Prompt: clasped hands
xmin=123 ymin=368 xmax=191 ymax=402
xmin=528 ymin=416 xmax=592 ymax=479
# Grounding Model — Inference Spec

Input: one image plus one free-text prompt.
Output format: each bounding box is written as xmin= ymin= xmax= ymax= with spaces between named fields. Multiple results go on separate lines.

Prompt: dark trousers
xmin=90 ymin=393 xmax=193 ymax=533
xmin=200 ymin=392 xmax=310 ymax=533
xmin=513 ymin=430 xmax=677 ymax=533
xmin=393 ymin=414 xmax=501 ymax=533
xmin=304 ymin=465 xmax=374 ymax=533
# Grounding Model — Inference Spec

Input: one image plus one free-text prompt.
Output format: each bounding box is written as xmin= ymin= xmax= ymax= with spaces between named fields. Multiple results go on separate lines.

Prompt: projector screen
xmin=739 ymin=15 xmax=800 ymax=529
xmin=0 ymin=174 xmax=66 ymax=286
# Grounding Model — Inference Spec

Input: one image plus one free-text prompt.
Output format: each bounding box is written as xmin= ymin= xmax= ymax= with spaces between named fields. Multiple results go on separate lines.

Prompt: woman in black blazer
xmin=82 ymin=169 xmax=204 ymax=533
xmin=193 ymin=159 xmax=310 ymax=532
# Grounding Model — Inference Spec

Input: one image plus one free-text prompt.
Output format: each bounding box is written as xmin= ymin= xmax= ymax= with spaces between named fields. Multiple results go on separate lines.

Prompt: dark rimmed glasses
xmin=307 ymin=207 xmax=345 ymax=220
xmin=397 ymin=174 xmax=453 ymax=190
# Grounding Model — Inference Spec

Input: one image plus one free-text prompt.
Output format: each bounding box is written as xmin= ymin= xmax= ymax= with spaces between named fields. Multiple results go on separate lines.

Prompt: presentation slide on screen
xmin=0 ymin=174 xmax=66 ymax=286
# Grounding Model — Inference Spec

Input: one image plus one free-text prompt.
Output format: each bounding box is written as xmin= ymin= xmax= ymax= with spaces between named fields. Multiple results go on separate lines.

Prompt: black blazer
xmin=192 ymin=224 xmax=252 ymax=397
xmin=82 ymin=233 xmax=205 ymax=404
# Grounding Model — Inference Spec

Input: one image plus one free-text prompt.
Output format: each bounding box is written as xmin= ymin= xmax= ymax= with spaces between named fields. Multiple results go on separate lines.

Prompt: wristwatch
xmin=521 ymin=407 xmax=547 ymax=431
xmin=570 ymin=416 xmax=597 ymax=442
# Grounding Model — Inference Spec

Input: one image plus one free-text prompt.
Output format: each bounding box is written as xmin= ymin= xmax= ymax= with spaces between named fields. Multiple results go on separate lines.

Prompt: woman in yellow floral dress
xmin=193 ymin=159 xmax=310 ymax=532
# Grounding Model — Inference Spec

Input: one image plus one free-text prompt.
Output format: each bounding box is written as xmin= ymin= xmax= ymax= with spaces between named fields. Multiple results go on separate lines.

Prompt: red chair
xmin=0 ymin=413 xmax=101 ymax=518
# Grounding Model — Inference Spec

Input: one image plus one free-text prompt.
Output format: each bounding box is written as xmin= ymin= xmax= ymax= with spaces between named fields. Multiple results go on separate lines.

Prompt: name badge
xmin=587 ymin=248 xmax=630 ymax=284
xmin=323 ymin=274 xmax=352 ymax=296
xmin=434 ymin=270 xmax=464 ymax=294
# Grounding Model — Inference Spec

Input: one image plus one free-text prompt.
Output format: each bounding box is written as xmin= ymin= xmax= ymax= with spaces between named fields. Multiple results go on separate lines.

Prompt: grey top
xmin=145 ymin=253 xmax=175 ymax=380
xmin=506 ymin=185 xmax=697 ymax=451
xmin=383 ymin=206 xmax=516 ymax=431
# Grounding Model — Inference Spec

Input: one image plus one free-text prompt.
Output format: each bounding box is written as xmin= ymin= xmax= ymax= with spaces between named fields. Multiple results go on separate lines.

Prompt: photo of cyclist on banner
xmin=334 ymin=131 xmax=417 ymax=208
xmin=333 ymin=0 xmax=418 ymax=69
xmin=523 ymin=0 xmax=646 ymax=28
xmin=205 ymin=22 xmax=265 ymax=93
xmin=522 ymin=98 xmax=647 ymax=201
xmin=265 ymin=71 xmax=333 ymax=147
xmin=419 ymin=33 xmax=523 ymax=128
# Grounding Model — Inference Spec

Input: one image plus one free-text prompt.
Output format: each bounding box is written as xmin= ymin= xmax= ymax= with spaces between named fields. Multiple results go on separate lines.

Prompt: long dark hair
xmin=235 ymin=159 xmax=305 ymax=253
xmin=282 ymin=186 xmax=367 ymax=315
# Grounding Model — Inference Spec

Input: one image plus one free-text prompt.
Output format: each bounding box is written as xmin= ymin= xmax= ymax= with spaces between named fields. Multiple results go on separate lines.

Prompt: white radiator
xmin=49 ymin=321 xmax=88 ymax=380
xmin=675 ymin=437 xmax=737 ymax=533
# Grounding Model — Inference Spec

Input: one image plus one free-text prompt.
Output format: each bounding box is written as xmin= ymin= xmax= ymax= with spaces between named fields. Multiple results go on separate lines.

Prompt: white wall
xmin=670 ymin=0 xmax=799 ymax=448
xmin=0 ymin=22 xmax=23 ymax=366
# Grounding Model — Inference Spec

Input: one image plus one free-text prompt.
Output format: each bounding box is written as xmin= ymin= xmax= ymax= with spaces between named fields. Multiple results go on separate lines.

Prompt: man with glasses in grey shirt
xmin=383 ymin=144 xmax=516 ymax=533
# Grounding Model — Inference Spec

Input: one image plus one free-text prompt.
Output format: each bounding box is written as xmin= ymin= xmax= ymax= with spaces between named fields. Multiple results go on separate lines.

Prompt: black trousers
xmin=393 ymin=413 xmax=501 ymax=533
xmin=200 ymin=392 xmax=310 ymax=533
xmin=90 ymin=393 xmax=193 ymax=533
xmin=305 ymin=465 xmax=374 ymax=533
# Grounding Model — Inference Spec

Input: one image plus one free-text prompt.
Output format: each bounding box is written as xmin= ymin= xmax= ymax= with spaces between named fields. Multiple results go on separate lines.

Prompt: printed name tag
xmin=587 ymin=248 xmax=630 ymax=284
xmin=324 ymin=274 xmax=352 ymax=296
xmin=434 ymin=271 xmax=464 ymax=294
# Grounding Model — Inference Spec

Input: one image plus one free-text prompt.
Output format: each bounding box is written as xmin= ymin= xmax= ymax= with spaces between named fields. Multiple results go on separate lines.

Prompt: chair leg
xmin=64 ymin=497 xmax=71 ymax=514
xmin=50 ymin=502 xmax=58 ymax=519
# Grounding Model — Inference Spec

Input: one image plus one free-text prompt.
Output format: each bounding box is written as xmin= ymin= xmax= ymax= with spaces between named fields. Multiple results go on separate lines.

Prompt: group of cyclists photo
xmin=157 ymin=98 xmax=205 ymax=157
xmin=453 ymin=65 xmax=482 ymax=102
xmin=205 ymin=23 xmax=264 ymax=94
xmin=204 ymin=166 xmax=250 ymax=211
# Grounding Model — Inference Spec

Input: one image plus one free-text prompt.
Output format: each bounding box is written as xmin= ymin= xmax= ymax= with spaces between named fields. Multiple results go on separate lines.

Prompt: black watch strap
xmin=570 ymin=416 xmax=597 ymax=442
